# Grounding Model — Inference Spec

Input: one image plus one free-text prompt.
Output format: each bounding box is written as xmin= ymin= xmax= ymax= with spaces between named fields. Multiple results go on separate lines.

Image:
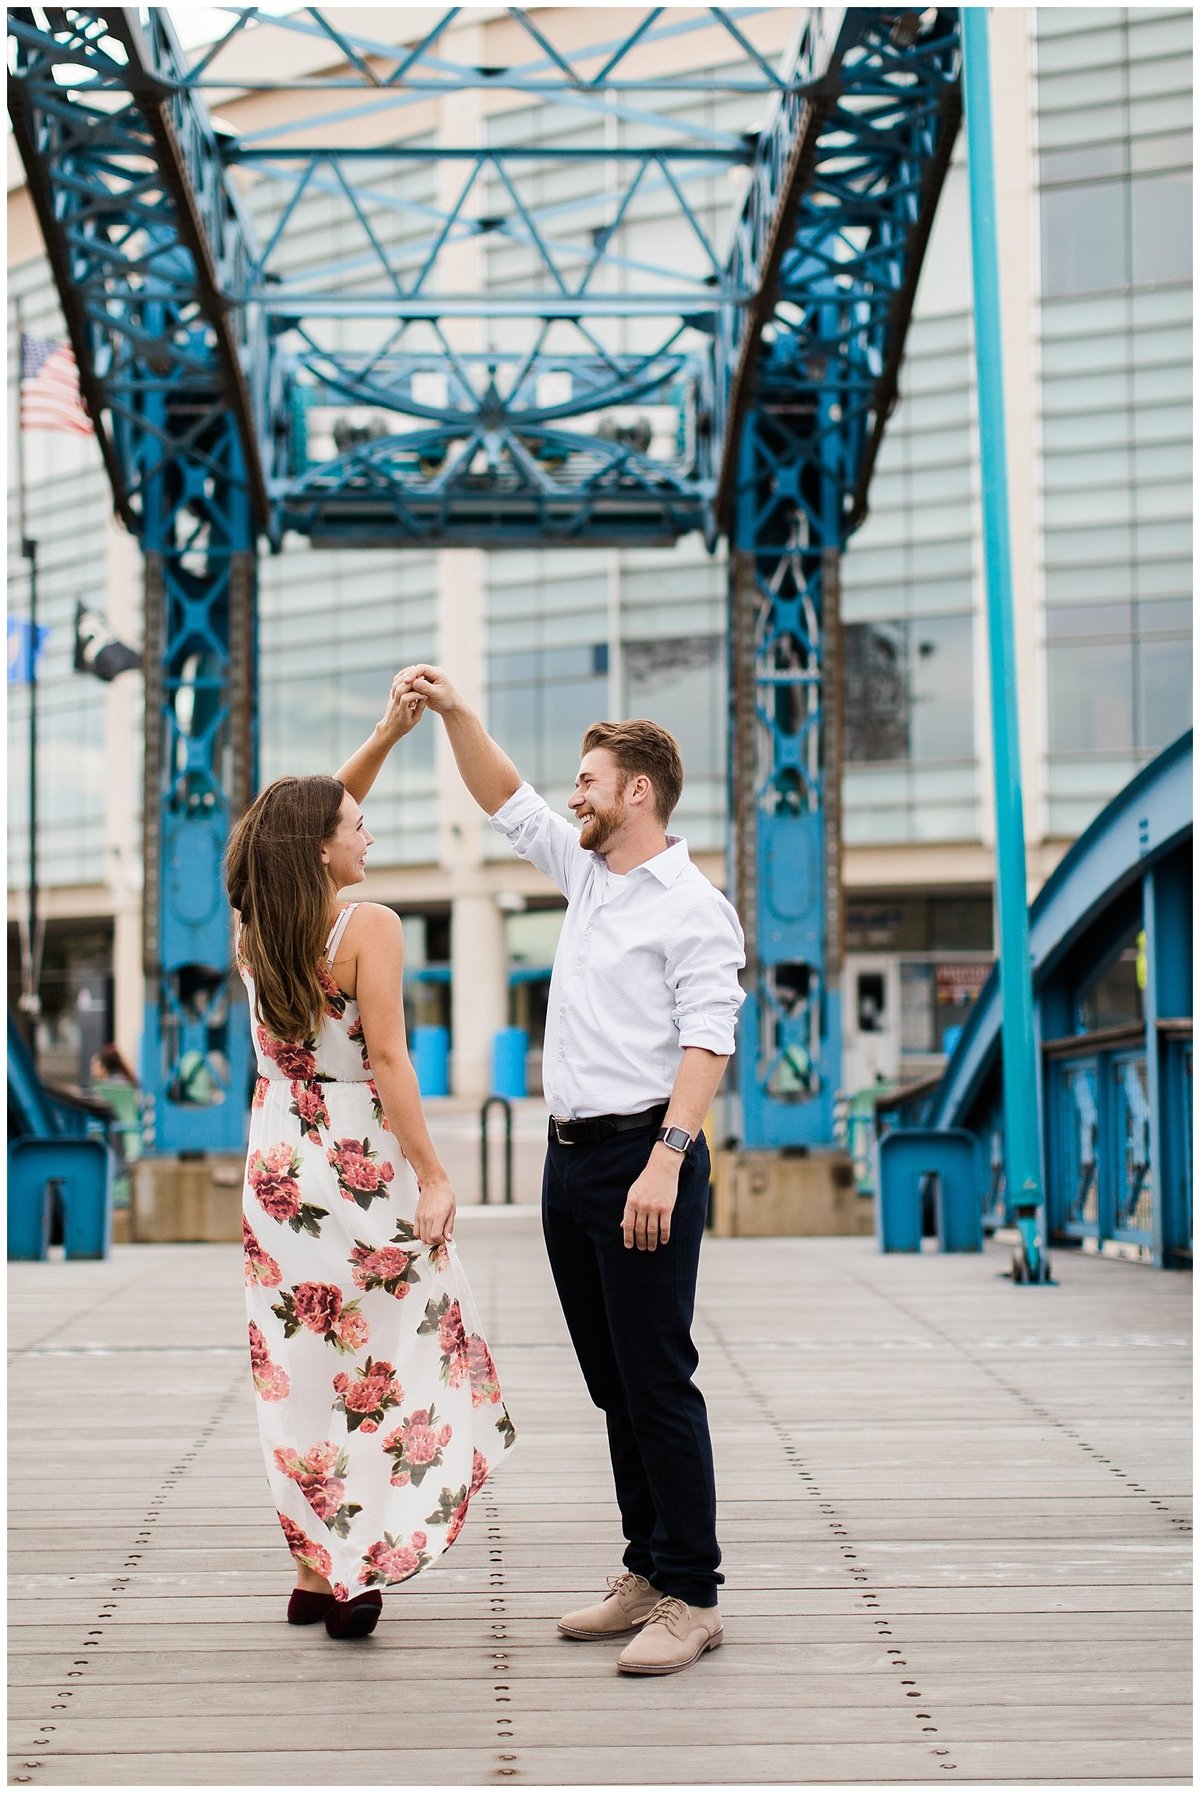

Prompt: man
xmin=397 ymin=664 xmax=745 ymax=1676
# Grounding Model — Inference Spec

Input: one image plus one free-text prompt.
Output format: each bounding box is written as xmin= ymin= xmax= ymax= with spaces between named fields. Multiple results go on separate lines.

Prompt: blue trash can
xmin=411 ymin=1025 xmax=450 ymax=1098
xmin=491 ymin=1027 xmax=528 ymax=1100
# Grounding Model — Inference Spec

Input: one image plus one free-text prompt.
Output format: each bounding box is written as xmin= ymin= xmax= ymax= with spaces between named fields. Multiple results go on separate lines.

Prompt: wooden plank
xmin=7 ymin=1222 xmax=1190 ymax=1788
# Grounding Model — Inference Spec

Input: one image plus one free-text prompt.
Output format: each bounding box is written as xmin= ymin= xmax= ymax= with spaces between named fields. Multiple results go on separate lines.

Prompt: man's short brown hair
xmin=580 ymin=719 xmax=684 ymax=824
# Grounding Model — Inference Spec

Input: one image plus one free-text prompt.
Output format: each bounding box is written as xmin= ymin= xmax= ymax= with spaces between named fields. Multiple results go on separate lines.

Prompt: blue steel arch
xmin=9 ymin=5 xmax=962 ymax=1154
xmin=926 ymin=732 xmax=1193 ymax=1267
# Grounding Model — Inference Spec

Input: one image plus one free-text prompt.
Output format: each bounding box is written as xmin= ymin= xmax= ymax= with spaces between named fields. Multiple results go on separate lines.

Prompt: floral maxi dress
xmin=240 ymin=903 xmax=515 ymax=1602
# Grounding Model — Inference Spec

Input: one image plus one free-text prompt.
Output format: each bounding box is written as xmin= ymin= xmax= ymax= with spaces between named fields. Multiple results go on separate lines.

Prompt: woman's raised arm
xmin=336 ymin=673 xmax=427 ymax=804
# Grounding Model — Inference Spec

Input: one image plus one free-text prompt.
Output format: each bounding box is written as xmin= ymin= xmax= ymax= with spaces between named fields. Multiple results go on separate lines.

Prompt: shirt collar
xmin=637 ymin=837 xmax=690 ymax=885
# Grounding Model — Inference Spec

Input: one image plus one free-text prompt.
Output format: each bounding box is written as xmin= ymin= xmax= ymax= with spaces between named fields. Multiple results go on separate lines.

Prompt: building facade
xmin=7 ymin=8 xmax=1192 ymax=1106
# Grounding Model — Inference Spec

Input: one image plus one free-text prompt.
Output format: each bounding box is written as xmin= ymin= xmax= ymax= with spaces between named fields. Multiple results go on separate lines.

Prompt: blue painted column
xmin=962 ymin=10 xmax=1047 ymax=1277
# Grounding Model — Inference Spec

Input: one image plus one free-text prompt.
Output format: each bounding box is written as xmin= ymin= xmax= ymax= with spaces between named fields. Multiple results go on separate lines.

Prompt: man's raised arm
xmin=397 ymin=664 xmax=520 ymax=816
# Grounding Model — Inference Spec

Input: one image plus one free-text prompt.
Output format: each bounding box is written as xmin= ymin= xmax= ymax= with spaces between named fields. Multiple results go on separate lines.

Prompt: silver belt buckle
xmin=552 ymin=1117 xmax=574 ymax=1146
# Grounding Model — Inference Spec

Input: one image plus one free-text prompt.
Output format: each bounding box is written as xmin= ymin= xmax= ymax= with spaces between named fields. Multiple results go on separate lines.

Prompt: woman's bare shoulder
xmin=343 ymin=902 xmax=403 ymax=941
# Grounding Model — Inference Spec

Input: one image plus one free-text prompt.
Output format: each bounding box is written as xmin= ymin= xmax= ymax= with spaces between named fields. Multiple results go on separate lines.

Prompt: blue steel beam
xmin=724 ymin=8 xmax=962 ymax=1148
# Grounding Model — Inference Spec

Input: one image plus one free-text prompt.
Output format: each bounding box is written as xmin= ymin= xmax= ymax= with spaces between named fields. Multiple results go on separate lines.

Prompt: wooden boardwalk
xmin=9 ymin=1213 xmax=1191 ymax=1786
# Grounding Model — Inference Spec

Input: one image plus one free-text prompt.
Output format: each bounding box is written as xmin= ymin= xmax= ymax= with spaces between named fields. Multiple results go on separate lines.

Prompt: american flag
xmin=19 ymin=333 xmax=94 ymax=435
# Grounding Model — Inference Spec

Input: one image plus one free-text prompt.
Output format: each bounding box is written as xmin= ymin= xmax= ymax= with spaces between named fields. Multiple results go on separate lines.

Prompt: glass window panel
xmin=1137 ymin=638 xmax=1193 ymax=749
xmin=1044 ymin=487 xmax=1135 ymax=527
xmin=1045 ymin=563 xmax=1133 ymax=602
xmin=1132 ymin=479 xmax=1192 ymax=520
xmin=623 ymin=636 xmax=723 ymax=779
xmin=910 ymin=615 xmax=974 ymax=761
xmin=1135 ymin=559 xmax=1191 ymax=597
xmin=1129 ymin=92 xmax=1192 ymax=134
xmin=1127 ymin=13 xmax=1193 ymax=57
xmin=1047 ymin=639 xmax=1135 ymax=752
xmin=1128 ymin=404 xmax=1192 ymax=444
xmin=1042 ymin=446 xmax=1132 ymax=488
xmin=1128 ymin=53 xmax=1192 ymax=98
xmin=844 ymin=623 xmax=909 ymax=762
xmin=1038 ymin=64 xmax=1126 ymax=109
xmin=1130 ymin=173 xmax=1193 ymax=284
xmin=1044 ymin=523 xmax=1132 ymax=563
xmin=1134 ymin=519 xmax=1192 ymax=556
xmin=1041 ymin=367 xmax=1129 ymax=409
xmin=1040 ymin=181 xmax=1129 ymax=297
xmin=1134 ymin=440 xmax=1192 ymax=481
xmin=1136 ymin=597 xmax=1192 ymax=633
xmin=1040 ymin=292 xmax=1130 ymax=338
xmin=1130 ymin=284 xmax=1193 ymax=326
xmin=1040 ymin=142 xmax=1127 ymax=183
xmin=1130 ymin=131 xmax=1193 ymax=173
xmin=1041 ymin=329 xmax=1131 ymax=373
xmin=1036 ymin=11 xmax=1123 ymax=40
xmin=1037 ymin=24 xmax=1124 ymax=71
xmin=1047 ymin=602 xmax=1134 ymax=639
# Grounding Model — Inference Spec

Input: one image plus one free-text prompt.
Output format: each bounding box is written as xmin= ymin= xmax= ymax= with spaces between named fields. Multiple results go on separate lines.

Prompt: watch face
xmin=660 ymin=1125 xmax=691 ymax=1152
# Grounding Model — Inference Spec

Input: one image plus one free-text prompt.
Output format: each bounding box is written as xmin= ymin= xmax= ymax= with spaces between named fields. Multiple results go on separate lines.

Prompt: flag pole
xmin=15 ymin=299 xmax=42 ymax=1064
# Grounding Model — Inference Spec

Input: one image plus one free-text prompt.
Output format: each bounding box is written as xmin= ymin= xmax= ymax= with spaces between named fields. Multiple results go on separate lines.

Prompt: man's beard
xmin=578 ymin=799 xmax=625 ymax=854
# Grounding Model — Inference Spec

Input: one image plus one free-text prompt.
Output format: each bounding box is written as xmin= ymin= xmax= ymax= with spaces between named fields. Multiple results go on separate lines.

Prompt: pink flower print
xmin=426 ymin=1482 xmax=471 ymax=1546
xmin=248 ymin=1142 xmax=327 ymax=1238
xmin=465 ymin=1334 xmax=502 ymax=1407
xmin=272 ymin=1282 xmax=366 ymax=1356
xmin=332 ymin=1582 xmax=350 ymax=1604
xmin=327 ymin=1137 xmax=395 ymax=1209
xmin=256 ymin=1024 xmax=317 ymax=1082
xmin=301 ymin=1473 xmax=346 ymax=1523
xmin=348 ymin=1240 xmax=420 ymax=1300
xmin=332 ymin=1355 xmax=403 ymax=1433
xmin=252 ymin=1076 xmax=269 ymax=1110
xmin=470 ymin=1448 xmax=490 ymax=1497
xmin=289 ymin=1079 xmax=330 ymax=1144
xmin=382 ymin=1404 xmax=453 ymax=1486
xmin=248 ymin=1141 xmax=303 ymax=1223
xmin=275 ymin=1440 xmax=361 ymax=1536
xmin=317 ymin=961 xmax=347 ymax=1019
xmin=366 ymin=1079 xmax=391 ymax=1130
xmin=279 ymin=1512 xmax=333 ymax=1579
xmin=292 ymin=1282 xmax=343 ymax=1335
xmin=248 ymin=1322 xmax=290 ymax=1402
xmin=335 ymin=1307 xmax=369 ymax=1352
xmin=242 ymin=1217 xmax=282 ymax=1289
xmin=418 ymin=1294 xmax=473 ymax=1389
xmin=347 ymin=1016 xmax=371 ymax=1070
xmin=358 ymin=1531 xmax=431 ymax=1589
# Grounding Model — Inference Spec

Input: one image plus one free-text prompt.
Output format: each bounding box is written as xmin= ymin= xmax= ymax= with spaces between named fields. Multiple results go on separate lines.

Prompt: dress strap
xmin=324 ymin=903 xmax=357 ymax=962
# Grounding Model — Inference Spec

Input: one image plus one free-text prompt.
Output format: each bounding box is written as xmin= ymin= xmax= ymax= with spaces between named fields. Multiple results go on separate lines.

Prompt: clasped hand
xmin=621 ymin=1152 xmax=680 ymax=1252
xmin=380 ymin=671 xmax=427 ymax=741
xmin=415 ymin=1175 xmax=456 ymax=1247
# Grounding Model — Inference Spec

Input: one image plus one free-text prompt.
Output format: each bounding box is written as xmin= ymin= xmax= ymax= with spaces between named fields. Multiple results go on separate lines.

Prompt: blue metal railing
xmin=1046 ymin=1027 xmax=1169 ymax=1254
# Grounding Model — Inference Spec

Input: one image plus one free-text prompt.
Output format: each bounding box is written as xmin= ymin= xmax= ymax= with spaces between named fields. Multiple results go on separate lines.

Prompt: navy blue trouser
xmin=541 ymin=1124 xmax=722 ymax=1608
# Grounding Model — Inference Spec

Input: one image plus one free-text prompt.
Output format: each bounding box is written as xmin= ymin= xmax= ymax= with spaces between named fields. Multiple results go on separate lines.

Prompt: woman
xmin=225 ymin=676 xmax=515 ymax=1639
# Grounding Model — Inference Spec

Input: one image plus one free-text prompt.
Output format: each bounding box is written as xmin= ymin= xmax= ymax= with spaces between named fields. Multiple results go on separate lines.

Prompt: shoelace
xmin=607 ymin=1571 xmax=646 ymax=1600
xmin=643 ymin=1594 xmax=689 ymax=1630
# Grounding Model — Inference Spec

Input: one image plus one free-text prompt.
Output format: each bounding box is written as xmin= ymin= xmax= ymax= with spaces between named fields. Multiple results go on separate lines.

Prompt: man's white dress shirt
xmin=490 ymin=782 xmax=746 ymax=1120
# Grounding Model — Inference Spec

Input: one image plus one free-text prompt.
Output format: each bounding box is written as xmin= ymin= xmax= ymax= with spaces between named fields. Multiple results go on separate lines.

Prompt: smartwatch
xmin=655 ymin=1124 xmax=693 ymax=1156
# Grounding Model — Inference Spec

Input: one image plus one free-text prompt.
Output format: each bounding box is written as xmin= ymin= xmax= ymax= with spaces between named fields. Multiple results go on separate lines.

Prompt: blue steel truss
xmin=9 ymin=5 xmax=961 ymax=1154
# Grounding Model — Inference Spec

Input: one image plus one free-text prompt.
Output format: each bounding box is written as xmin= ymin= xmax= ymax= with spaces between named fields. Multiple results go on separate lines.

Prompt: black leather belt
xmin=549 ymin=1104 xmax=667 ymax=1147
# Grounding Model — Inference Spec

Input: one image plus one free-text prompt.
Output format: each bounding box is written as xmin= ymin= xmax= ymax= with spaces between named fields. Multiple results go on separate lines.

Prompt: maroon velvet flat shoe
xmin=324 ymin=1590 xmax=383 ymax=1639
xmin=287 ymin=1587 xmax=336 ymax=1625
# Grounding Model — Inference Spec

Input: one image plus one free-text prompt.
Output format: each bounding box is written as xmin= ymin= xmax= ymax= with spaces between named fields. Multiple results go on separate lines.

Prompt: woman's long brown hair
xmin=225 ymin=775 xmax=345 ymax=1044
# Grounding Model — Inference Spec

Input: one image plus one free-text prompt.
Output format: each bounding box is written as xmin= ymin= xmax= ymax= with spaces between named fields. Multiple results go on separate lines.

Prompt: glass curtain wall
xmin=244 ymin=158 xmax=440 ymax=864
xmin=1035 ymin=7 xmax=1192 ymax=835
xmin=839 ymin=156 xmax=982 ymax=845
xmin=481 ymin=63 xmax=765 ymax=856
xmin=7 ymin=262 xmax=111 ymax=891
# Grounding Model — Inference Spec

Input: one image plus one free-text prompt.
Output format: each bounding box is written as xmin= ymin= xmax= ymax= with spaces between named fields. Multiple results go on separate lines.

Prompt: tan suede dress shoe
xmin=615 ymin=1595 xmax=723 ymax=1674
xmin=557 ymin=1571 xmax=661 ymax=1640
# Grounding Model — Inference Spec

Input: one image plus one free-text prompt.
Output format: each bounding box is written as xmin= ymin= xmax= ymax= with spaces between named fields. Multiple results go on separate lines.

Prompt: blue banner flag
xmin=7 ymin=617 xmax=50 ymax=685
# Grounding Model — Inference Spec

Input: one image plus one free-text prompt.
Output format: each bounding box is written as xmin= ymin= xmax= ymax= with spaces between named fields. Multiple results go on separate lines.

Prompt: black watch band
xmin=655 ymin=1124 xmax=693 ymax=1155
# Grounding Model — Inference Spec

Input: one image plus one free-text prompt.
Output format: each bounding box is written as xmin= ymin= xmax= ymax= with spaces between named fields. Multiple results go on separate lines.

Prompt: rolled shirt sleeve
xmin=664 ymin=890 xmax=746 ymax=1055
xmin=489 ymin=781 xmax=587 ymax=900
